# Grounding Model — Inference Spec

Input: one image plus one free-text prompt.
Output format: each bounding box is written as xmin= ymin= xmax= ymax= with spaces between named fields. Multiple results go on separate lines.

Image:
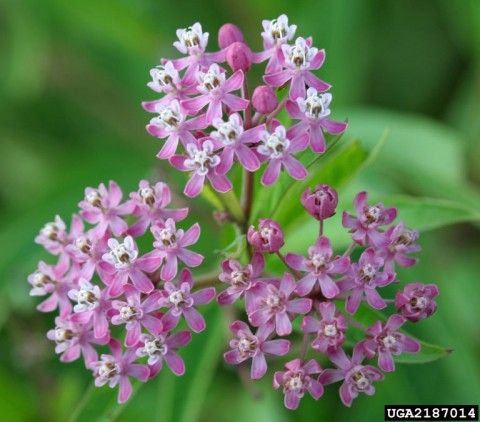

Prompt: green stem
xmin=68 ymin=383 xmax=95 ymax=422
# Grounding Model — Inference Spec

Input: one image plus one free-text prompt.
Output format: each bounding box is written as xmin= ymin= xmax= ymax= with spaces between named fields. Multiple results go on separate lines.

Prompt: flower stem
xmin=276 ymin=251 xmax=302 ymax=279
xmin=319 ymin=219 xmax=324 ymax=237
xmin=343 ymin=241 xmax=357 ymax=257
xmin=265 ymin=97 xmax=287 ymax=128
xmin=300 ymin=333 xmax=310 ymax=361
xmin=68 ymin=383 xmax=95 ymax=422
xmin=242 ymin=170 xmax=255 ymax=229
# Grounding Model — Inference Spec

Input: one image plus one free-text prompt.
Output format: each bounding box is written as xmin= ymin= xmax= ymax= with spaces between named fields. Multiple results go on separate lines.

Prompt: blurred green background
xmin=1 ymin=0 xmax=479 ymax=421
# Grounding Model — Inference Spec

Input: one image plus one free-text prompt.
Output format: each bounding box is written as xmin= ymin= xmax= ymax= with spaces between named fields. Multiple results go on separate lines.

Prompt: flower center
xmin=41 ymin=222 xmax=60 ymax=241
xmin=214 ymin=121 xmax=241 ymax=145
xmin=185 ymin=144 xmax=220 ymax=176
xmin=144 ymin=337 xmax=168 ymax=357
xmin=269 ymin=19 xmax=288 ymax=41
xmin=158 ymin=106 xmax=181 ymax=129
xmin=158 ymin=228 xmax=177 ymax=247
xmin=397 ymin=230 xmax=416 ymax=246
xmin=309 ymin=253 xmax=329 ymax=272
xmin=382 ymin=334 xmax=397 ymax=349
xmin=410 ymin=295 xmax=428 ymax=310
xmin=54 ymin=327 xmax=75 ymax=343
xmin=351 ymin=371 xmax=371 ymax=391
xmin=237 ymin=336 xmax=258 ymax=355
xmin=169 ymin=290 xmax=186 ymax=306
xmin=360 ymin=264 xmax=376 ymax=282
xmin=259 ymin=133 xmax=289 ymax=159
xmin=181 ymin=27 xmax=201 ymax=48
xmin=323 ymin=323 xmax=338 ymax=337
xmin=98 ymin=360 xmax=119 ymax=380
xmin=77 ymin=288 xmax=98 ymax=307
xmin=231 ymin=270 xmax=249 ymax=288
xmin=304 ymin=94 xmax=329 ymax=119
xmin=120 ymin=305 xmax=139 ymax=321
xmin=365 ymin=206 xmax=381 ymax=223
xmin=201 ymin=70 xmax=221 ymax=91
xmin=109 ymin=242 xmax=136 ymax=268
xmin=152 ymin=66 xmax=174 ymax=88
xmin=86 ymin=190 xmax=102 ymax=207
xmin=286 ymin=373 xmax=305 ymax=392
xmin=32 ymin=271 xmax=52 ymax=288
xmin=75 ymin=236 xmax=92 ymax=254
xmin=139 ymin=186 xmax=156 ymax=206
xmin=265 ymin=291 xmax=284 ymax=311
xmin=286 ymin=39 xmax=316 ymax=69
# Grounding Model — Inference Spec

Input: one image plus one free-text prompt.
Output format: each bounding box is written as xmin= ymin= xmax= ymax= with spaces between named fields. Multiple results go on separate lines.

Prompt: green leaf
xmin=370 ymin=195 xmax=480 ymax=231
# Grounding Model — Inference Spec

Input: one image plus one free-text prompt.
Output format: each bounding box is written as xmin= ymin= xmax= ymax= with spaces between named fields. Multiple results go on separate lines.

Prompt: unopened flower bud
xmin=252 ymin=85 xmax=278 ymax=114
xmin=218 ymin=23 xmax=244 ymax=49
xmin=226 ymin=42 xmax=252 ymax=72
xmin=247 ymin=219 xmax=284 ymax=253
xmin=301 ymin=184 xmax=338 ymax=221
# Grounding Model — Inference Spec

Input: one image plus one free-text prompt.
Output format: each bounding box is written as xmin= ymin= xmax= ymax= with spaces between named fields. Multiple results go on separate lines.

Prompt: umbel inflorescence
xmin=30 ymin=15 xmax=439 ymax=409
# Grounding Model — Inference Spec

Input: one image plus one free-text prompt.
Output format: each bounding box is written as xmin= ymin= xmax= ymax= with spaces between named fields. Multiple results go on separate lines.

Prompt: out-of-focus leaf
xmin=342 ymin=107 xmax=480 ymax=208
xmin=272 ymin=139 xmax=372 ymax=226
xmin=370 ymin=195 xmax=480 ymax=231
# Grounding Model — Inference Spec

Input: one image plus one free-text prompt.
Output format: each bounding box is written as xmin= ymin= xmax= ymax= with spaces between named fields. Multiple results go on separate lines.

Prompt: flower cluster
xmin=31 ymin=180 xmax=215 ymax=403
xmin=143 ymin=15 xmax=347 ymax=198
xmin=219 ymin=186 xmax=439 ymax=409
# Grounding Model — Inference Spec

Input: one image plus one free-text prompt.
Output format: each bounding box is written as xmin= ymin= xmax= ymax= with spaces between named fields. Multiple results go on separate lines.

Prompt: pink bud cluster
xmin=143 ymin=15 xmax=348 ymax=198
xmin=31 ymin=180 xmax=215 ymax=403
xmin=219 ymin=185 xmax=439 ymax=409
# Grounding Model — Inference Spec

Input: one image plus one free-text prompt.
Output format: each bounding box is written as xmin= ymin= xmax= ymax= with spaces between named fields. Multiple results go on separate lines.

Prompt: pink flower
xmin=319 ymin=345 xmax=384 ymax=407
xmin=251 ymin=85 xmax=278 ymax=114
xmin=286 ymin=89 xmax=347 ymax=153
xmin=360 ymin=314 xmax=420 ymax=372
xmin=301 ymin=184 xmax=338 ymax=221
xmin=342 ymin=191 xmax=397 ymax=247
xmin=248 ymin=273 xmax=312 ymax=336
xmin=301 ymin=302 xmax=347 ymax=352
xmin=247 ymin=219 xmax=285 ymax=253
xmin=47 ymin=315 xmax=109 ymax=366
xmin=217 ymin=253 xmax=266 ymax=312
xmin=149 ymin=219 xmax=204 ymax=281
xmin=28 ymin=256 xmax=72 ymax=315
xmin=181 ymin=64 xmax=249 ymax=124
xmin=90 ymin=339 xmax=150 ymax=404
xmin=127 ymin=180 xmax=188 ymax=237
xmin=159 ymin=269 xmax=215 ymax=333
xmin=378 ymin=222 xmax=420 ymax=272
xmin=224 ymin=320 xmax=290 ymax=379
xmin=142 ymin=61 xmax=197 ymax=112
xmin=395 ymin=282 xmax=439 ymax=322
xmin=285 ymin=236 xmax=350 ymax=297
xmin=66 ymin=231 xmax=111 ymax=283
xmin=253 ymin=15 xmax=297 ymax=74
xmin=338 ymin=248 xmax=395 ymax=314
xmin=169 ymin=23 xmax=226 ymax=79
xmin=35 ymin=214 xmax=84 ymax=258
xmin=218 ymin=23 xmax=244 ymax=49
xmin=264 ymin=37 xmax=330 ymax=100
xmin=68 ymin=278 xmax=112 ymax=339
xmin=111 ymin=287 xmax=163 ymax=347
xmin=136 ymin=331 xmax=192 ymax=377
xmin=101 ymin=236 xmax=159 ymax=296
xmin=146 ymin=100 xmax=208 ymax=159
xmin=170 ymin=140 xmax=232 ymax=197
xmin=226 ymin=42 xmax=253 ymax=72
xmin=273 ymin=359 xmax=324 ymax=410
xmin=79 ymin=181 xmax=133 ymax=237
xmin=210 ymin=113 xmax=264 ymax=174
xmin=257 ymin=124 xmax=309 ymax=185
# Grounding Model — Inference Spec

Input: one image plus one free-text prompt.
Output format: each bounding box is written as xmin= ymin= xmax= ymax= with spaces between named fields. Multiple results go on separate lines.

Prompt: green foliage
xmin=1 ymin=0 xmax=480 ymax=420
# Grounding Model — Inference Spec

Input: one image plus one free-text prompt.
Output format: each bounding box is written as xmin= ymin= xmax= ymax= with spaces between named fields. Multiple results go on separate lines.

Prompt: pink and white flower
xmin=90 ymin=339 xmax=150 ymax=404
xmin=274 ymin=359 xmax=324 ymax=410
xmin=224 ymin=320 xmax=290 ymax=379
xmin=286 ymin=89 xmax=347 ymax=153
xmin=257 ymin=124 xmax=309 ymax=185
xmin=264 ymin=37 xmax=330 ymax=100
xmin=170 ymin=140 xmax=232 ymax=197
